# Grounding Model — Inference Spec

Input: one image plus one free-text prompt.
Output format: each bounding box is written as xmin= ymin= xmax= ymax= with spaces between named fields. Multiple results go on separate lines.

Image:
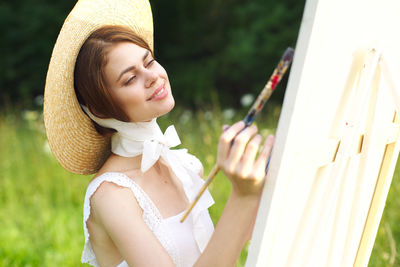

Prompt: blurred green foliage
xmin=0 ymin=0 xmax=75 ymax=105
xmin=0 ymin=0 xmax=304 ymax=108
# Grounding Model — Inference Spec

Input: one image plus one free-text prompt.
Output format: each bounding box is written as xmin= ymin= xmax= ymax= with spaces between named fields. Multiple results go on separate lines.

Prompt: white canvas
xmin=246 ymin=0 xmax=400 ymax=266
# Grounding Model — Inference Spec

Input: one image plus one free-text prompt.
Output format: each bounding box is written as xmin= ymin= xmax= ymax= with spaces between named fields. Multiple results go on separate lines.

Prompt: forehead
xmin=107 ymin=42 xmax=148 ymax=68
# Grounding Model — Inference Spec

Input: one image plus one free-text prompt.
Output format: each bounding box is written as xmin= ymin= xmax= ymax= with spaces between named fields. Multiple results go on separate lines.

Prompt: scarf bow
xmin=141 ymin=125 xmax=180 ymax=172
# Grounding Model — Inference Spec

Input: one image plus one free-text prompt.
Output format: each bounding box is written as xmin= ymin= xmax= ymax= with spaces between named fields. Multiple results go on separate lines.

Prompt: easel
xmin=245 ymin=0 xmax=400 ymax=265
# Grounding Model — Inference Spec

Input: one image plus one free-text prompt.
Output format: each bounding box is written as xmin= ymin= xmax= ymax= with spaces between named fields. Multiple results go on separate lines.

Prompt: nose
xmin=144 ymin=69 xmax=157 ymax=88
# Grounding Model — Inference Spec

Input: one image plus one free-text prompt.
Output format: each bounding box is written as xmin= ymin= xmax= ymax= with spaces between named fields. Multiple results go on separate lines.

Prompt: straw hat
xmin=44 ymin=0 xmax=153 ymax=175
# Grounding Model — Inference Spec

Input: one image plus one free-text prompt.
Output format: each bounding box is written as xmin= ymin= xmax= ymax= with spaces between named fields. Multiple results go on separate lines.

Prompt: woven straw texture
xmin=44 ymin=0 xmax=154 ymax=174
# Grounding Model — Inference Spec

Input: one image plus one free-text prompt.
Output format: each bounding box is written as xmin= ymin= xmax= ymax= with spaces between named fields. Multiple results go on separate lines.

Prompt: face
xmin=104 ymin=42 xmax=175 ymax=122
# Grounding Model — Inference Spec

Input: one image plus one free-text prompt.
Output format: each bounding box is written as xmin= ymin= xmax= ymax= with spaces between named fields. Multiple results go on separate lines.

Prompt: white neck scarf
xmin=81 ymin=105 xmax=214 ymax=251
xmin=81 ymin=106 xmax=180 ymax=173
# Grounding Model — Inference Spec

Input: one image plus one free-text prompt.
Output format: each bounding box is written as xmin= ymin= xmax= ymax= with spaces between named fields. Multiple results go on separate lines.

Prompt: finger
xmin=236 ymin=134 xmax=263 ymax=177
xmin=225 ymin=125 xmax=258 ymax=171
xmin=217 ymin=121 xmax=245 ymax=164
xmin=254 ymin=135 xmax=274 ymax=177
xmin=222 ymin=125 xmax=230 ymax=132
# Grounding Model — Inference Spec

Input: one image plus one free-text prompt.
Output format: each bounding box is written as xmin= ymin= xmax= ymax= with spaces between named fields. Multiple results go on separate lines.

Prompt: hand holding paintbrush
xmin=180 ymin=47 xmax=295 ymax=223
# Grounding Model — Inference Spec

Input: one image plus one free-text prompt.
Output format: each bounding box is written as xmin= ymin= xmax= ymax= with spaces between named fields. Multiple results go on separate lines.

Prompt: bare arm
xmin=91 ymin=182 xmax=175 ymax=267
xmin=194 ymin=121 xmax=274 ymax=266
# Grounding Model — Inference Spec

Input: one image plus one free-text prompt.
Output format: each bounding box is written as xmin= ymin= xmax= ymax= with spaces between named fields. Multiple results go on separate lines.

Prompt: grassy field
xmin=0 ymin=104 xmax=399 ymax=266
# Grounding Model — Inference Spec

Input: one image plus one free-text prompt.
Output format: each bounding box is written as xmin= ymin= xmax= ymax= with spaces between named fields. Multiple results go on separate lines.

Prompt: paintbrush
xmin=180 ymin=47 xmax=295 ymax=223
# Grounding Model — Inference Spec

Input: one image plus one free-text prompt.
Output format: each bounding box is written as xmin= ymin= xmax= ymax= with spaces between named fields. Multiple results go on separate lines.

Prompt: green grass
xmin=0 ymin=105 xmax=399 ymax=266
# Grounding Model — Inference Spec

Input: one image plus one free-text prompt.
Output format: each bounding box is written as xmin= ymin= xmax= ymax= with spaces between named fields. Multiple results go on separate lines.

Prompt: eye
xmin=124 ymin=75 xmax=136 ymax=86
xmin=146 ymin=59 xmax=155 ymax=68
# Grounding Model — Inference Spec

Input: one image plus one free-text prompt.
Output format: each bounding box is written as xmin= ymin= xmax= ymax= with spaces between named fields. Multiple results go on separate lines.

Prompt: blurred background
xmin=0 ymin=0 xmax=303 ymax=108
xmin=0 ymin=0 xmax=399 ymax=266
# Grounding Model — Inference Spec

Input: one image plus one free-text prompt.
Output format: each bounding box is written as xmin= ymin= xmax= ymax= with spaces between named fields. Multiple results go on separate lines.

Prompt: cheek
xmin=115 ymin=87 xmax=144 ymax=107
xmin=155 ymin=63 xmax=169 ymax=79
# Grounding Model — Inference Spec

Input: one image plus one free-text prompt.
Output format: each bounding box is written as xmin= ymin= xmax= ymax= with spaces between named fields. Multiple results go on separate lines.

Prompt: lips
xmin=147 ymin=83 xmax=166 ymax=101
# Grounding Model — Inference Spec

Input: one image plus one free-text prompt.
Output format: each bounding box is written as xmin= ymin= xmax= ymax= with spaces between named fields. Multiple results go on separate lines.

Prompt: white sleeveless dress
xmin=81 ymin=172 xmax=215 ymax=267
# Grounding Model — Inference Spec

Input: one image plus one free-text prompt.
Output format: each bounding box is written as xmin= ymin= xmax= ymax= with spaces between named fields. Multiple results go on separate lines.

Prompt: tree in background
xmin=0 ymin=0 xmax=75 ymax=106
xmin=0 ymin=0 xmax=304 ymax=108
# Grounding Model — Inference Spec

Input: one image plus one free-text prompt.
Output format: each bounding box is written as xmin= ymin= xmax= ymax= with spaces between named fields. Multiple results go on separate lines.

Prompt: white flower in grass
xmin=34 ymin=95 xmax=44 ymax=107
xmin=179 ymin=110 xmax=192 ymax=125
xmin=240 ymin=94 xmax=254 ymax=107
xmin=22 ymin=110 xmax=39 ymax=121
xmin=43 ymin=140 xmax=52 ymax=155
xmin=204 ymin=111 xmax=213 ymax=121
xmin=222 ymin=108 xmax=235 ymax=120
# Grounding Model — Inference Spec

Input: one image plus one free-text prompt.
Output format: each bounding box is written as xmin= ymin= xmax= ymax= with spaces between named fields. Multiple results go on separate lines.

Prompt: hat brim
xmin=44 ymin=0 xmax=154 ymax=175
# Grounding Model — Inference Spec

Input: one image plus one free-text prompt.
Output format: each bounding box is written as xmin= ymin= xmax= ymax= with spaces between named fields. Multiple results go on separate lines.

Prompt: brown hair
xmin=74 ymin=25 xmax=153 ymax=136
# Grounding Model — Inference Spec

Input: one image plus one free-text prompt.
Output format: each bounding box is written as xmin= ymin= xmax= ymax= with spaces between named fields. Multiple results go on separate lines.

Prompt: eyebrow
xmin=116 ymin=50 xmax=150 ymax=82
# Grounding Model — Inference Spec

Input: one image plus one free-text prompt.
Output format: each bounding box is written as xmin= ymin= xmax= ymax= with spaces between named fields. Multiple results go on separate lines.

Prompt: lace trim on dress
xmin=81 ymin=172 xmax=180 ymax=266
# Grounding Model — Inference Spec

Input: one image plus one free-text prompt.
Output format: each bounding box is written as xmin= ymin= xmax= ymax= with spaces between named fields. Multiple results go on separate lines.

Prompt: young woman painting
xmin=44 ymin=1 xmax=273 ymax=266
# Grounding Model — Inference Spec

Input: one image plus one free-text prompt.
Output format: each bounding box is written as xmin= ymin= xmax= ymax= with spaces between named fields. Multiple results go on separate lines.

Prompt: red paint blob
xmin=271 ymin=75 xmax=280 ymax=90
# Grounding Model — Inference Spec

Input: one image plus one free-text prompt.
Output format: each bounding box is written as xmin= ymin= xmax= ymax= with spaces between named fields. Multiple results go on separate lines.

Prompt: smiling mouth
xmin=147 ymin=83 xmax=166 ymax=101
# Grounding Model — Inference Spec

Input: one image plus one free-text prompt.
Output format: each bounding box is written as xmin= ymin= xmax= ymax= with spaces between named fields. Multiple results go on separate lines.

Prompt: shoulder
xmin=89 ymin=177 xmax=143 ymax=224
xmin=91 ymin=180 xmax=135 ymax=203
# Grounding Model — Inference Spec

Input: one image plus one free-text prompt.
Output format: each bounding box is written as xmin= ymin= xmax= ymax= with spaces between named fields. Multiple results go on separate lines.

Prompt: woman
xmin=44 ymin=1 xmax=273 ymax=266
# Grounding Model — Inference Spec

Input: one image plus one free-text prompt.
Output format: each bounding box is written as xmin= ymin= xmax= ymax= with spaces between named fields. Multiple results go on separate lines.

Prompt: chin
xmin=150 ymin=96 xmax=175 ymax=120
xmin=168 ymin=96 xmax=175 ymax=110
xmin=161 ymin=96 xmax=175 ymax=115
